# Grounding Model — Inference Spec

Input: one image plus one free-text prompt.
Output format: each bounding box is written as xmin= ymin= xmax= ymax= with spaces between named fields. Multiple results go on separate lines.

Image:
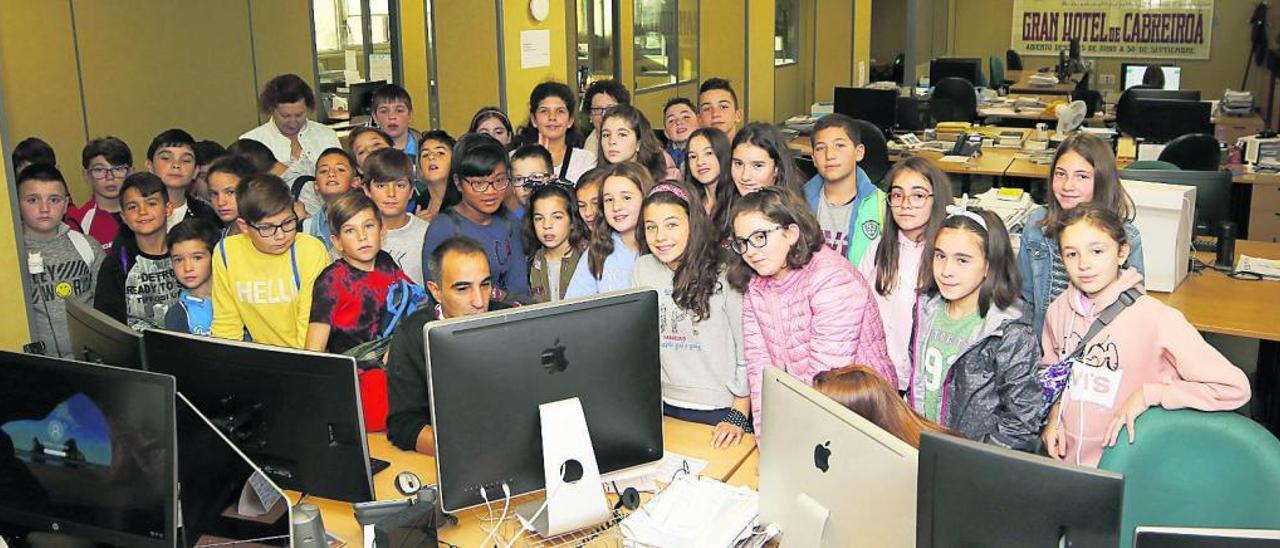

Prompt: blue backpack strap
xmin=290 ymin=245 xmax=300 ymax=290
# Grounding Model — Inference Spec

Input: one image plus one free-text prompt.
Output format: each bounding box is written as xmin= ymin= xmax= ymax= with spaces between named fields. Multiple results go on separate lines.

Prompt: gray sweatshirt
xmin=24 ymin=225 xmax=106 ymax=357
xmin=632 ymin=255 xmax=748 ymax=409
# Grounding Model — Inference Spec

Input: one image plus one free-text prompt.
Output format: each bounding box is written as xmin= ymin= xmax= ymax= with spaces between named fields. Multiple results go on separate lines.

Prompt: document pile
xmin=620 ymin=475 xmax=759 ymax=547
xmin=1220 ymin=89 xmax=1254 ymax=116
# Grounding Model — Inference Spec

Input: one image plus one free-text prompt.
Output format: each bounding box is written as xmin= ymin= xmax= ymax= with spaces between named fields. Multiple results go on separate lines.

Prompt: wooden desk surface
xmin=293 ymin=417 xmax=757 ymax=545
xmin=724 ymin=449 xmax=759 ymax=490
xmin=1150 ymin=240 xmax=1280 ymax=342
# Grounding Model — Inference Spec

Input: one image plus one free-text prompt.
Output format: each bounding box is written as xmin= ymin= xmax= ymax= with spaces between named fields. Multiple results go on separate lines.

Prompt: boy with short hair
xmin=508 ymin=144 xmax=554 ymax=219
xmin=305 ymin=148 xmax=361 ymax=254
xmin=211 ymin=173 xmax=331 ymax=348
xmin=146 ymin=129 xmax=220 ymax=229
xmin=662 ymin=97 xmax=699 ymax=168
xmin=803 ymin=113 xmax=885 ymax=265
xmin=205 ymin=155 xmax=257 ymax=238
xmin=164 ymin=218 xmax=221 ymax=335
xmin=94 ymin=173 xmax=182 ymax=330
xmin=12 ymin=137 xmax=57 ymax=173
xmin=192 ymin=139 xmax=227 ymax=203
xmin=18 ymin=164 xmax=106 ymax=357
xmin=697 ymin=78 xmax=743 ymax=140
xmin=68 ymin=137 xmax=132 ymax=251
xmin=365 ymin=148 xmax=427 ymax=286
xmin=348 ymin=126 xmax=395 ymax=168
xmin=370 ymin=84 xmax=420 ymax=159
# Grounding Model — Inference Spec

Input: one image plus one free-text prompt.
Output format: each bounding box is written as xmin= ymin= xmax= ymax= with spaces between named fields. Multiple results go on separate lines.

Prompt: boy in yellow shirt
xmin=212 ymin=174 xmax=331 ymax=347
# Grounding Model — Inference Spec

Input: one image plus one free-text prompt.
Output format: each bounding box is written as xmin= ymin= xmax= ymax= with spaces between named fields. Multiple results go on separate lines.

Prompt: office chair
xmin=929 ymin=77 xmax=978 ymax=123
xmin=892 ymin=53 xmax=905 ymax=84
xmin=1125 ymin=160 xmax=1180 ymax=170
xmin=852 ymin=119 xmax=891 ymax=186
xmin=1070 ymin=90 xmax=1104 ymax=119
xmin=988 ymin=56 xmax=1008 ymax=90
xmin=793 ymin=155 xmax=817 ymax=181
xmin=1074 ymin=70 xmax=1091 ymax=92
xmin=896 ymin=96 xmax=925 ymax=131
xmin=1099 ymin=408 xmax=1280 ymax=548
xmin=1115 ymin=87 xmax=1149 ymax=137
xmin=1006 ymin=49 xmax=1023 ymax=71
xmin=1158 ymin=133 xmax=1222 ymax=172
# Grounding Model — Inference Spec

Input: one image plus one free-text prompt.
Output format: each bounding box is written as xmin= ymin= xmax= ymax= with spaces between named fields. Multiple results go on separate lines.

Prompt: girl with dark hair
xmin=857 ymin=157 xmax=955 ymax=388
xmin=468 ymin=106 xmax=514 ymax=147
xmin=726 ymin=186 xmax=895 ymax=436
xmin=1040 ymin=205 xmax=1248 ymax=467
xmin=1020 ymin=132 xmax=1144 ymax=336
xmin=581 ymin=79 xmax=631 ymax=156
xmin=814 ymin=365 xmax=957 ymax=448
xmin=598 ymin=104 xmax=671 ymax=183
xmin=633 ymin=180 xmax=750 ymax=447
xmin=564 ymin=162 xmax=654 ymax=297
xmin=414 ymin=130 xmax=459 ymax=222
xmin=574 ymin=166 xmax=607 ymax=231
xmin=419 ymin=133 xmax=529 ymax=302
xmin=518 ymin=81 xmax=597 ymax=183
xmin=718 ymin=122 xmax=803 ymax=240
xmin=909 ymin=206 xmax=1042 ymax=451
xmin=684 ymin=127 xmax=732 ymax=222
xmin=523 ymin=182 xmax=589 ymax=303
xmin=240 ymin=74 xmax=341 ymax=179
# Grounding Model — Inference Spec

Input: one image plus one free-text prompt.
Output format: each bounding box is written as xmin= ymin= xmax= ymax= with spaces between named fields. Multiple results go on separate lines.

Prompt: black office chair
xmin=896 ymin=96 xmax=925 ymax=131
xmin=1158 ymin=133 xmax=1222 ymax=172
xmin=852 ymin=119 xmax=891 ymax=186
xmin=929 ymin=77 xmax=978 ymax=123
xmin=1074 ymin=70 xmax=1091 ymax=92
xmin=1114 ymin=88 xmax=1148 ymax=137
xmin=1006 ymin=50 xmax=1023 ymax=71
xmin=1071 ymin=90 xmax=1104 ymax=119
xmin=793 ymin=155 xmax=818 ymax=182
xmin=892 ymin=53 xmax=905 ymax=84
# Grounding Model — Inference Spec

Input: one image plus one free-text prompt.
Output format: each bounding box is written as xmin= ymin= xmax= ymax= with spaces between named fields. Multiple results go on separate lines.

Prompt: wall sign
xmin=1012 ymin=0 xmax=1214 ymax=59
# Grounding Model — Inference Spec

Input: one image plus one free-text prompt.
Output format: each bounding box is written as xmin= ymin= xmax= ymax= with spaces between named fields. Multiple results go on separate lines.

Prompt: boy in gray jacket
xmin=17 ymin=164 xmax=106 ymax=357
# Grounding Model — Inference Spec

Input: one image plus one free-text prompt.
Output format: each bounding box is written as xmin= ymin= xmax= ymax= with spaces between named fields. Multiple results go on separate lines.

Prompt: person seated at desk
xmin=814 ymin=365 xmax=956 ymax=448
xmin=385 ymin=236 xmax=513 ymax=455
xmin=1141 ymin=64 xmax=1165 ymax=89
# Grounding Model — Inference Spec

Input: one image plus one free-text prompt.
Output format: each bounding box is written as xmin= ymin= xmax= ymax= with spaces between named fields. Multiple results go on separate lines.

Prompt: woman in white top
xmin=516 ymin=81 xmax=596 ymax=184
xmin=240 ymin=74 xmax=341 ymax=182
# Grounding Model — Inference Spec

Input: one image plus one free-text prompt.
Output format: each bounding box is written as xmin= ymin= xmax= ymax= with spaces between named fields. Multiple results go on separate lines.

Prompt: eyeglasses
xmin=250 ymin=216 xmax=299 ymax=237
xmin=730 ymin=225 xmax=784 ymax=254
xmin=888 ymin=190 xmax=934 ymax=207
xmin=512 ymin=173 xmax=555 ymax=188
xmin=88 ymin=165 xmax=130 ymax=180
xmin=589 ymin=106 xmax=614 ymax=115
xmin=462 ymin=174 xmax=511 ymax=192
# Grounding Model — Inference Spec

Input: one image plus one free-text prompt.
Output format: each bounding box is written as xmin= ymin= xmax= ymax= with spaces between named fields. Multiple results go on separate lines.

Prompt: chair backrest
xmin=1071 ymin=89 xmax=1103 ymax=118
xmin=1098 ymin=408 xmax=1280 ymax=548
xmin=896 ymin=96 xmax=925 ymax=131
xmin=1158 ymin=133 xmax=1222 ymax=172
xmin=793 ymin=154 xmax=817 ymax=182
xmin=851 ymin=119 xmax=891 ymax=186
xmin=1006 ymin=49 xmax=1023 ymax=71
xmin=892 ymin=53 xmax=905 ymax=84
xmin=989 ymin=56 xmax=1006 ymax=88
xmin=929 ymin=77 xmax=978 ymax=123
xmin=1125 ymin=160 xmax=1180 ymax=171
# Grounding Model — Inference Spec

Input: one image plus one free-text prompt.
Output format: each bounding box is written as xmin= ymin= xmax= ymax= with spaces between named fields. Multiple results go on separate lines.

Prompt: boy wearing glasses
xmin=506 ymin=143 xmax=556 ymax=219
xmin=68 ymin=137 xmax=132 ymax=252
xmin=94 ymin=173 xmax=182 ymax=330
xmin=803 ymin=113 xmax=885 ymax=265
xmin=20 ymin=164 xmax=106 ymax=357
xmin=365 ymin=148 xmax=428 ymax=286
xmin=211 ymin=173 xmax=330 ymax=347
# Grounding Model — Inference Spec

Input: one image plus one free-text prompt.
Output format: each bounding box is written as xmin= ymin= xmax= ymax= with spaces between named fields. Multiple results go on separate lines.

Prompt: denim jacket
xmin=1018 ymin=206 xmax=1145 ymax=337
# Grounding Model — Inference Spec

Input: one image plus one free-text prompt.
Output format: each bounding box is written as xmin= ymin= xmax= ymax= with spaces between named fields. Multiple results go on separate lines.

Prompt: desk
xmin=725 ymin=449 xmax=759 ymax=490
xmin=292 ymin=417 xmax=757 ymax=545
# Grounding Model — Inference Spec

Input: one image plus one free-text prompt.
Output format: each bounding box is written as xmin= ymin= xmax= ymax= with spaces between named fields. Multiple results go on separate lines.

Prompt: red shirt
xmin=65 ymin=200 xmax=121 ymax=252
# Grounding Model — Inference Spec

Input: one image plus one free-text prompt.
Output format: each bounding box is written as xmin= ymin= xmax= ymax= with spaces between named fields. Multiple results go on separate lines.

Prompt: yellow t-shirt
xmin=211 ymin=233 xmax=332 ymax=348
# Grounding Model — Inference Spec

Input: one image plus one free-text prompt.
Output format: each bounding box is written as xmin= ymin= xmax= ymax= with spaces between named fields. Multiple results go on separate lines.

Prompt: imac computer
xmin=425 ymin=289 xmax=663 ymax=513
xmin=1119 ymin=169 xmax=1232 ymax=239
xmin=347 ymin=79 xmax=387 ymax=118
xmin=0 ymin=351 xmax=176 ymax=547
xmin=758 ymin=367 xmax=917 ymax=547
xmin=142 ymin=329 xmax=376 ymax=502
xmin=1123 ymin=63 xmax=1183 ymax=90
xmin=177 ymin=392 xmax=290 ymax=547
xmin=834 ymin=87 xmax=898 ymax=132
xmin=929 ymin=58 xmax=983 ymax=86
xmin=917 ymin=431 xmax=1125 ymax=548
xmin=64 ymin=296 xmax=143 ymax=369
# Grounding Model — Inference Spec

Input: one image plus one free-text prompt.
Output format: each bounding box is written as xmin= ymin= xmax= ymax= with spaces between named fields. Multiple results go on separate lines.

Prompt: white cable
xmin=503 ymin=482 xmax=561 ymax=548
xmin=480 ymin=483 xmax=512 ymax=547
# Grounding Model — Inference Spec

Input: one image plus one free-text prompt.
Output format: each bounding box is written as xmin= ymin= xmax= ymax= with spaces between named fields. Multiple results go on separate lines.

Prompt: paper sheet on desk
xmin=237 ymin=471 xmax=284 ymax=517
xmin=605 ymin=452 xmax=709 ymax=493
xmin=938 ymin=155 xmax=971 ymax=163
xmin=620 ymin=476 xmax=758 ymax=547
xmin=1237 ymin=255 xmax=1280 ymax=280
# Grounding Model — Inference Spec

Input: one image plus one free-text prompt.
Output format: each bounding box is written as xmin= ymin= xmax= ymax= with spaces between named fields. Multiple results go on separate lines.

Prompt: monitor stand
xmin=513 ymin=397 xmax=610 ymax=538
xmin=789 ymin=492 xmax=839 ymax=547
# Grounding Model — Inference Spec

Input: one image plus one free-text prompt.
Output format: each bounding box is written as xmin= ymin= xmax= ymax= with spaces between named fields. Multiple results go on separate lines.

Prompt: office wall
xmin=435 ymin=1 xmax=503 ymax=135
xmin=0 ymin=81 xmax=32 ymax=351
xmin=501 ymin=0 xmax=573 ymax=132
xmin=699 ymin=0 xmax=748 ymax=118
xmin=747 ymin=0 xmax=776 ymax=123
xmin=774 ymin=0 xmax=815 ymax=121
xmin=397 ymin=0 xmax=432 ymax=127
xmin=814 ymin=0 xmax=857 ymax=104
xmin=871 ymin=0 xmax=906 ymax=66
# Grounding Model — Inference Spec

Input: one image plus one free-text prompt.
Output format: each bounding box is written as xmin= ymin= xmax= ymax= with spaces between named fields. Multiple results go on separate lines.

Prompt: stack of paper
xmin=620 ymin=476 xmax=758 ymax=547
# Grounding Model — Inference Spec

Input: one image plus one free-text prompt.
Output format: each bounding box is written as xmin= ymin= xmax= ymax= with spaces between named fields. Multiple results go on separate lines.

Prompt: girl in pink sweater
xmin=858 ymin=157 xmax=955 ymax=388
xmin=726 ymin=186 xmax=895 ymax=437
xmin=1041 ymin=205 xmax=1250 ymax=467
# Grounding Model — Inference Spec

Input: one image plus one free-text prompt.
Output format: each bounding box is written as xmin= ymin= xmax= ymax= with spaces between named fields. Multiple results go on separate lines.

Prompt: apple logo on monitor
xmin=540 ymin=338 xmax=569 ymax=374
xmin=814 ymin=441 xmax=832 ymax=473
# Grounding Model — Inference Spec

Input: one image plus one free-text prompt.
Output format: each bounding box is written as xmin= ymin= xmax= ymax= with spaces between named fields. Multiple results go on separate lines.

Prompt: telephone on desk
xmin=950 ymin=134 xmax=984 ymax=157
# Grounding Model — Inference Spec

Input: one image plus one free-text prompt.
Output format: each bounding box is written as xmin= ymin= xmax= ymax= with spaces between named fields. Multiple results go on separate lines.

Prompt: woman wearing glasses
xmin=725 ymin=186 xmax=896 ymax=437
xmin=419 ymin=133 xmax=530 ymax=303
xmin=857 ymin=157 xmax=956 ymax=390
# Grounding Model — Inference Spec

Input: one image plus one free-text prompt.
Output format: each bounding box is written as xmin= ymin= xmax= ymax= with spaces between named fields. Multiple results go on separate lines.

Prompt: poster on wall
xmin=1011 ymin=0 xmax=1214 ymax=59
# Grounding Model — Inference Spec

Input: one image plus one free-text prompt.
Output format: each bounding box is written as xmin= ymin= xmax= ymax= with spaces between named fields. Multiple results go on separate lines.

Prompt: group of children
xmin=13 ymin=73 xmax=1252 ymax=469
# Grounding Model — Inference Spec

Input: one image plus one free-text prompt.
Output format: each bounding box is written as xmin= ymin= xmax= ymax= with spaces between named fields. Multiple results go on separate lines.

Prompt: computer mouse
xmin=395 ymin=471 xmax=422 ymax=496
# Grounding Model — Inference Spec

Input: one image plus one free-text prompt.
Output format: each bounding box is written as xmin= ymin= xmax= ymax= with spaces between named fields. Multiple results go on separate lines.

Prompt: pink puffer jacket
xmin=744 ymin=246 xmax=896 ymax=436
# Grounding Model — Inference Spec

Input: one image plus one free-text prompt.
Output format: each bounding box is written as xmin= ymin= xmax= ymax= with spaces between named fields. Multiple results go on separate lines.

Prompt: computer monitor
xmin=64 ymin=296 xmax=143 ymax=369
xmin=916 ymin=431 xmax=1124 ymax=548
xmin=347 ymin=79 xmax=387 ymax=117
xmin=1069 ymin=37 xmax=1082 ymax=60
xmin=426 ymin=289 xmax=663 ymax=512
xmin=1119 ymin=169 xmax=1233 ymax=238
xmin=1123 ymin=63 xmax=1183 ymax=90
xmin=0 ymin=351 xmax=176 ymax=547
xmin=1135 ymin=527 xmax=1280 ymax=547
xmin=142 ymin=329 xmax=375 ymax=502
xmin=1127 ymin=87 xmax=1200 ymax=102
xmin=176 ymin=393 xmax=290 ymax=547
xmin=834 ymin=87 xmax=898 ymax=131
xmin=758 ymin=367 xmax=917 ymax=547
xmin=930 ymin=58 xmax=982 ymax=86
xmin=1129 ymin=99 xmax=1212 ymax=143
